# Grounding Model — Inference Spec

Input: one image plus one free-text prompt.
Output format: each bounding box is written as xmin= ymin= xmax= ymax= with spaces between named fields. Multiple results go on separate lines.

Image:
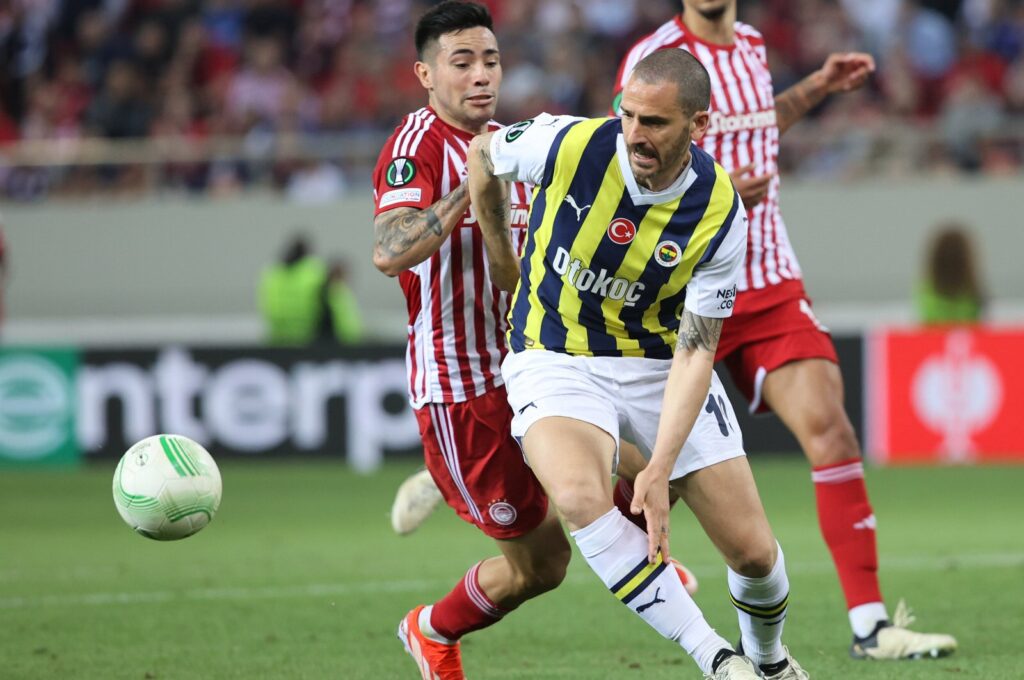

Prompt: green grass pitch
xmin=1 ymin=457 xmax=1022 ymax=679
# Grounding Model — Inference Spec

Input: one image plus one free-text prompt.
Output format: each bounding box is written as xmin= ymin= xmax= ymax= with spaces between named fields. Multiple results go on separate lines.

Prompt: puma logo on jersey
xmin=552 ymin=246 xmax=645 ymax=306
xmin=563 ymin=194 xmax=592 ymax=222
xmin=853 ymin=514 xmax=876 ymax=531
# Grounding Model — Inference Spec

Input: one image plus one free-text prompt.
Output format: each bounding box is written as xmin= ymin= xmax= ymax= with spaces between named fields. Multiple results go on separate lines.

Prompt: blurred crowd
xmin=1 ymin=0 xmax=1022 ymax=198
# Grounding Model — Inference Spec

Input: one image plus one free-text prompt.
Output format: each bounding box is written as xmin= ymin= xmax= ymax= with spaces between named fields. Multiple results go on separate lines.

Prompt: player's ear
xmin=689 ymin=110 xmax=710 ymax=142
xmin=414 ymin=60 xmax=432 ymax=90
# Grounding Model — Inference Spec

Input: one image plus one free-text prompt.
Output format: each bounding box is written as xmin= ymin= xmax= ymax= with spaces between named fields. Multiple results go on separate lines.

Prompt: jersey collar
xmin=616 ymin=134 xmax=698 ymax=206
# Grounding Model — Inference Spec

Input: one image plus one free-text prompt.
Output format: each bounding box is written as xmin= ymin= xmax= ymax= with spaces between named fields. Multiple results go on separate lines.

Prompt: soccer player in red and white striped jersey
xmin=612 ymin=0 xmax=957 ymax=664
xmin=372 ymin=4 xmax=569 ymax=679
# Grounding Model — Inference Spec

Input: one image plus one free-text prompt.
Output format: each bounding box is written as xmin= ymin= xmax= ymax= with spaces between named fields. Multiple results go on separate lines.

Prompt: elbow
xmin=494 ymin=268 xmax=519 ymax=294
xmin=467 ymin=135 xmax=485 ymax=160
xmin=373 ymin=250 xmax=402 ymax=277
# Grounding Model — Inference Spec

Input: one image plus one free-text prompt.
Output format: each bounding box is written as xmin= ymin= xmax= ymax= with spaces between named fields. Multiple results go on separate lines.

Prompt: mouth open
xmin=631 ymin=147 xmax=658 ymax=168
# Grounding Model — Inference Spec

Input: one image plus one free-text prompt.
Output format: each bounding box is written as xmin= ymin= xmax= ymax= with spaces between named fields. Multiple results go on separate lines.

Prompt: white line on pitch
xmin=1 ymin=552 xmax=1021 ymax=611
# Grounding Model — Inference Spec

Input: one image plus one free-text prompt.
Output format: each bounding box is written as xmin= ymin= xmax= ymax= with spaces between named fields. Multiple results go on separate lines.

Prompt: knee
xmin=728 ymin=535 xmax=778 ymax=578
xmin=802 ymin=410 xmax=860 ymax=467
xmin=515 ymin=543 xmax=570 ymax=597
xmin=548 ymin=482 xmax=610 ymax=529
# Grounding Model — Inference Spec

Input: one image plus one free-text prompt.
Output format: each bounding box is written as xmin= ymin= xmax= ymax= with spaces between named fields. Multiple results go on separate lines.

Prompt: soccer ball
xmin=112 ymin=434 xmax=222 ymax=541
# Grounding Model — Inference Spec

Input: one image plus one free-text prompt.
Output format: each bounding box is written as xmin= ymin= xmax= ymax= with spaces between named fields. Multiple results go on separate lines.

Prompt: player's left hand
xmin=817 ymin=52 xmax=875 ymax=94
xmin=631 ymin=465 xmax=671 ymax=564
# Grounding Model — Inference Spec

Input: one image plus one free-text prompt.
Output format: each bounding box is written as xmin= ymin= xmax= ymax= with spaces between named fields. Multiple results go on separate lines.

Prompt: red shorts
xmin=414 ymin=386 xmax=548 ymax=540
xmin=715 ymin=280 xmax=838 ymax=414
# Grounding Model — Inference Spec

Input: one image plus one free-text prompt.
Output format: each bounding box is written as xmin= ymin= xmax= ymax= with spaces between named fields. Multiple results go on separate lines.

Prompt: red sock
xmin=812 ymin=458 xmax=883 ymax=609
xmin=613 ymin=477 xmax=646 ymax=531
xmin=614 ymin=477 xmax=678 ymax=532
xmin=429 ymin=562 xmax=508 ymax=640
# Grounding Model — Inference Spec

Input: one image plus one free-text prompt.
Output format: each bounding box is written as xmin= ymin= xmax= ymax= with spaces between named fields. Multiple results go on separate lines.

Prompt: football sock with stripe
xmin=728 ymin=542 xmax=788 ymax=668
xmin=572 ymin=507 xmax=730 ymax=675
xmin=426 ymin=561 xmax=508 ymax=642
xmin=811 ymin=458 xmax=887 ymax=636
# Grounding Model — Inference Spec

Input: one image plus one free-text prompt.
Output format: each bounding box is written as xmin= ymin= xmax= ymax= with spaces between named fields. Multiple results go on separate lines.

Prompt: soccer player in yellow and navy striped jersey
xmin=467 ymin=49 xmax=805 ymax=679
xmin=504 ymin=112 xmax=741 ymax=359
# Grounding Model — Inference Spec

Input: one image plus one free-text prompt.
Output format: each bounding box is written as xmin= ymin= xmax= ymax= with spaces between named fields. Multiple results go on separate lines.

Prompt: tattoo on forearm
xmin=375 ymin=183 xmax=468 ymax=259
xmin=486 ymin=200 xmax=509 ymax=230
xmin=676 ymin=310 xmax=723 ymax=353
xmin=424 ymin=208 xmax=442 ymax=237
xmin=774 ymin=76 xmax=826 ymax=134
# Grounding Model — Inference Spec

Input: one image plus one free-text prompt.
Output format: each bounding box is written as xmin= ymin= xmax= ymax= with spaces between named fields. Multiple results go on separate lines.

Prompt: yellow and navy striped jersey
xmin=493 ymin=114 xmax=746 ymax=359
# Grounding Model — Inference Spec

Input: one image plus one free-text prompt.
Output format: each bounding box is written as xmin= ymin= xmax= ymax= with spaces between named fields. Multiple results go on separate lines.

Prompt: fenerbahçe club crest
xmin=656 ymin=240 xmax=682 ymax=267
xmin=385 ymin=157 xmax=416 ymax=187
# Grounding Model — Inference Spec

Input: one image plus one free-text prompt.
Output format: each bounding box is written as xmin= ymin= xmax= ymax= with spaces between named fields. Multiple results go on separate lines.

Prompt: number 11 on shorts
xmin=705 ymin=394 xmax=734 ymax=437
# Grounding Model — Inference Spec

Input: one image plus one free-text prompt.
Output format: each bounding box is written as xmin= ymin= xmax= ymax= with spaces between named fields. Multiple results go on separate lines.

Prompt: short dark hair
xmin=415 ymin=1 xmax=494 ymax=60
xmin=631 ymin=49 xmax=711 ymax=115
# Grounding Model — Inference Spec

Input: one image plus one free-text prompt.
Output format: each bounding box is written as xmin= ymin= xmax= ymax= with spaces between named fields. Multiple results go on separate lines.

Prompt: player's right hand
xmin=730 ymin=163 xmax=772 ymax=207
xmin=631 ymin=465 xmax=671 ymax=564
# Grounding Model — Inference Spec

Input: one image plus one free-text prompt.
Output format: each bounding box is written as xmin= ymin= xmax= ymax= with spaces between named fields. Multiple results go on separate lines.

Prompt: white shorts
xmin=501 ymin=349 xmax=746 ymax=481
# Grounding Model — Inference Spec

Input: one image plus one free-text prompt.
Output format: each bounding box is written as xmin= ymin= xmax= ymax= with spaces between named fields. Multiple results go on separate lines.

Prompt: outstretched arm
xmin=774 ymin=52 xmax=875 ymax=135
xmin=631 ymin=309 xmax=722 ymax=564
xmin=467 ymin=132 xmax=520 ymax=292
xmin=372 ymin=185 xmax=470 ymax=276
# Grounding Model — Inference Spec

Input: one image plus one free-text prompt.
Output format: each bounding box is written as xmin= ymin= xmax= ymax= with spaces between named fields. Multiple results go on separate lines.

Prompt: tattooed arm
xmin=467 ymin=132 xmax=521 ymax=293
xmin=630 ymin=309 xmax=723 ymax=563
xmin=372 ymin=184 xmax=470 ymax=276
xmin=774 ymin=52 xmax=875 ymax=136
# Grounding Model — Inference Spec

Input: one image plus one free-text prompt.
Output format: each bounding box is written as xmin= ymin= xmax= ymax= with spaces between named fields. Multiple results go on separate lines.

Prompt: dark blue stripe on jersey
xmin=581 ymin=189 xmax=652 ymax=356
xmin=508 ymin=185 xmax=547 ymax=352
xmin=618 ymin=148 xmax=717 ymax=353
xmin=534 ymin=120 xmax=620 ymax=352
xmin=541 ymin=120 xmax=584 ymax=188
xmin=696 ymin=190 xmax=740 ymax=267
xmin=655 ymin=160 xmax=740 ymax=334
xmin=656 ymin=287 xmax=689 ymax=338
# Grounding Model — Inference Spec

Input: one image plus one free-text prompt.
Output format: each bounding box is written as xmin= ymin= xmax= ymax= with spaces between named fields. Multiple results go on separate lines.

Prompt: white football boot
xmin=761 ymin=647 xmax=810 ymax=679
xmin=850 ymin=599 xmax=958 ymax=660
xmin=390 ymin=468 xmax=444 ymax=535
xmin=704 ymin=653 xmax=761 ymax=680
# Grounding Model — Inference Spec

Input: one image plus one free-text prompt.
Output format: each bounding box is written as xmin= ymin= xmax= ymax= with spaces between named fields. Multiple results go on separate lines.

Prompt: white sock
xmin=572 ymin=507 xmax=730 ymax=675
xmin=849 ymin=602 xmax=889 ymax=638
xmin=728 ymin=542 xmax=788 ymax=668
xmin=418 ymin=605 xmax=456 ymax=645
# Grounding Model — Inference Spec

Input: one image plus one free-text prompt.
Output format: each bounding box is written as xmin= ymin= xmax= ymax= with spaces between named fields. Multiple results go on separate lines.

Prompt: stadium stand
xmin=1 ymin=0 xmax=1023 ymax=199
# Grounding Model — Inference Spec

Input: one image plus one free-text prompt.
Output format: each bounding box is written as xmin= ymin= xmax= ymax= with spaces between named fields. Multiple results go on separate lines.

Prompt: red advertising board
xmin=866 ymin=327 xmax=1024 ymax=464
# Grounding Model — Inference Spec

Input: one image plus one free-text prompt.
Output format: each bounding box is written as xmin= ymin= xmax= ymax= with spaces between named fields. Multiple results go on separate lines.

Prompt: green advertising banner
xmin=0 ymin=348 xmax=80 ymax=466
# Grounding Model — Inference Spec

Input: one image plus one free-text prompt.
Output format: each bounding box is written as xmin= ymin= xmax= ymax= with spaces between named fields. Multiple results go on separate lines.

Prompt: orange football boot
xmin=397 ymin=605 xmax=466 ymax=680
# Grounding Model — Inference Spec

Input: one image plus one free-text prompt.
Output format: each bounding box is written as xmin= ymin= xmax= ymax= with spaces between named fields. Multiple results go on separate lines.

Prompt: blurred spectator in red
xmin=224 ymin=35 xmax=295 ymax=133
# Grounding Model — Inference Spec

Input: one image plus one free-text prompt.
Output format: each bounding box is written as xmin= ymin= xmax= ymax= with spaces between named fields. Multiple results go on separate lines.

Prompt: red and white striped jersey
xmin=372 ymin=107 xmax=530 ymax=407
xmin=614 ymin=16 xmax=802 ymax=293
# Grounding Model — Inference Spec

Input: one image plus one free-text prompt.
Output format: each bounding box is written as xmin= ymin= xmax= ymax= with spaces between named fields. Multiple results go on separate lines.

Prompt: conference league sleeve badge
xmin=385 ymin=157 xmax=417 ymax=187
xmin=504 ymin=119 xmax=533 ymax=143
